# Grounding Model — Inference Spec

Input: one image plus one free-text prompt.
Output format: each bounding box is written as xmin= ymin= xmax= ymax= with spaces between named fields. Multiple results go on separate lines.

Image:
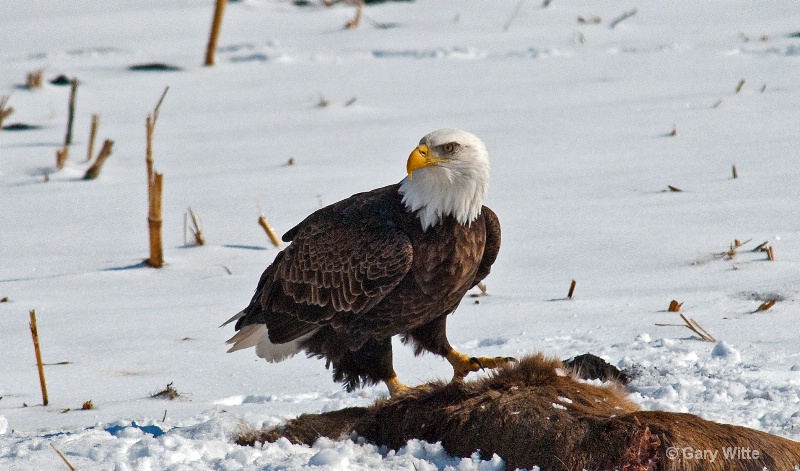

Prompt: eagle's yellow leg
xmin=446 ymin=350 xmax=517 ymax=380
xmin=385 ymin=375 xmax=409 ymax=397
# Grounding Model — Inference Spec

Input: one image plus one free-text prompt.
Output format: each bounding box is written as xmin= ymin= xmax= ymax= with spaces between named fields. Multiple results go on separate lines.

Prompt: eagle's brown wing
xmin=236 ymin=185 xmax=414 ymax=344
xmin=473 ymin=205 xmax=501 ymax=286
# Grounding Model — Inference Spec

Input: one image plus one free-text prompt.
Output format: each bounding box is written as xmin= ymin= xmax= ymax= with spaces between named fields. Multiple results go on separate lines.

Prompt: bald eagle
xmin=223 ymin=129 xmax=510 ymax=396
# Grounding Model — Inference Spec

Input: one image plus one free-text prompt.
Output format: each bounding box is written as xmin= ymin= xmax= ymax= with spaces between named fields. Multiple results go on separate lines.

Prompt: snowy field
xmin=2 ymin=0 xmax=800 ymax=469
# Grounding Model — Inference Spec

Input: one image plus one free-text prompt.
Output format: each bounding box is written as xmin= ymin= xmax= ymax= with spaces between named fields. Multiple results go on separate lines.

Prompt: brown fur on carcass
xmin=240 ymin=354 xmax=800 ymax=471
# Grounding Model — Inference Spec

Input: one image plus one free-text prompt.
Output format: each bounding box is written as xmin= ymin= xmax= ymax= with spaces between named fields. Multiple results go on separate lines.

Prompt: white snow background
xmin=2 ymin=0 xmax=800 ymax=469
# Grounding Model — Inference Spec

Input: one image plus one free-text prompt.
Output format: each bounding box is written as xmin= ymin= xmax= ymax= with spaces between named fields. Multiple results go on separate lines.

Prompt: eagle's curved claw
xmin=447 ymin=351 xmax=516 ymax=380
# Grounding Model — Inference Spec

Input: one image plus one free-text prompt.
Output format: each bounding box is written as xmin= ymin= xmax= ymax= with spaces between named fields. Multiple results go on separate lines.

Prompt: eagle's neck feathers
xmin=398 ymin=156 xmax=489 ymax=231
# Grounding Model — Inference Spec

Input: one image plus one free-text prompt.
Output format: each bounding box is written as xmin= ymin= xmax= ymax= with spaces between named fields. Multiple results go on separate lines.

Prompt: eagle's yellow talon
xmin=447 ymin=351 xmax=515 ymax=380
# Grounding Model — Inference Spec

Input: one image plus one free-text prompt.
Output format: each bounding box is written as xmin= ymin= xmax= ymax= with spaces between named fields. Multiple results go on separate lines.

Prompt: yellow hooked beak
xmin=406 ymin=144 xmax=450 ymax=179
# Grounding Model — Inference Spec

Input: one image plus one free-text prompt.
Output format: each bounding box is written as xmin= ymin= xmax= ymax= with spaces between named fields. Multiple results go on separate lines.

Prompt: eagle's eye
xmin=442 ymin=142 xmax=460 ymax=154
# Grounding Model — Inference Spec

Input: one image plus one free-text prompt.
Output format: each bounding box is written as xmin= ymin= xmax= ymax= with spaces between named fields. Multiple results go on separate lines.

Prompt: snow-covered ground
xmin=2 ymin=1 xmax=799 ymax=469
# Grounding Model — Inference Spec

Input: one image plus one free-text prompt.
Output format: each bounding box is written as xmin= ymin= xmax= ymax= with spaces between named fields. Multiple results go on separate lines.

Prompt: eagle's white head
xmin=398 ymin=128 xmax=490 ymax=231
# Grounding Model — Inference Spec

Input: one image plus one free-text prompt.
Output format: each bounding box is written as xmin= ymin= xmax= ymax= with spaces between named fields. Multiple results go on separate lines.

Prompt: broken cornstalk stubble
xmin=258 ymin=206 xmax=282 ymax=248
xmin=205 ymin=0 xmax=228 ymax=66
xmin=146 ymin=87 xmax=169 ymax=267
xmin=656 ymin=313 xmax=716 ymax=343
xmin=29 ymin=310 xmax=49 ymax=406
xmin=0 ymin=96 xmax=14 ymax=131
xmin=87 ymin=114 xmax=100 ymax=162
xmin=64 ymin=78 xmax=79 ymax=146
xmin=83 ymin=139 xmax=114 ymax=180
xmin=186 ymin=207 xmax=206 ymax=246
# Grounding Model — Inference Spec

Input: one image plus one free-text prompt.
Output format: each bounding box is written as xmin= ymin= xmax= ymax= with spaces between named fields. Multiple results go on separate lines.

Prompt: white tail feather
xmin=225 ymin=322 xmax=318 ymax=363
xmin=225 ymin=324 xmax=265 ymax=352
